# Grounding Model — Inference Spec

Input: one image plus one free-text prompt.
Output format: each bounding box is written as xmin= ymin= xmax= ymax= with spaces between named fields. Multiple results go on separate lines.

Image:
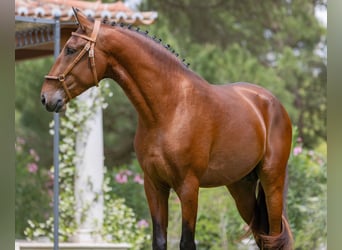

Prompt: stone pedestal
xmin=15 ymin=241 xmax=131 ymax=250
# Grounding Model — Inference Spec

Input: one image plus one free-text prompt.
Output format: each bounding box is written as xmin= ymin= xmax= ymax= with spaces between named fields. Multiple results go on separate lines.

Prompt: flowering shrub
xmin=114 ymin=169 xmax=144 ymax=185
xmin=102 ymin=196 xmax=150 ymax=250
xmin=15 ymin=136 xmax=53 ymax=238
xmin=107 ymin=160 xmax=150 ymax=226
xmin=23 ymin=81 xmax=150 ymax=248
xmin=102 ymin=160 xmax=151 ymax=249
xmin=287 ymin=130 xmax=327 ymax=249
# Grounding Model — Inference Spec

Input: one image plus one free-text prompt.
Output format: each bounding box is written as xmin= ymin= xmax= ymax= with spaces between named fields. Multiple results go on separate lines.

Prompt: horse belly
xmin=200 ymin=157 xmax=259 ymax=187
xmin=199 ymin=125 xmax=265 ymax=187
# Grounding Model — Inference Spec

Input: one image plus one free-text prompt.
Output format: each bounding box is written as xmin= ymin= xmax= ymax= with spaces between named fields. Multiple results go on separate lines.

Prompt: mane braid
xmin=104 ymin=21 xmax=190 ymax=68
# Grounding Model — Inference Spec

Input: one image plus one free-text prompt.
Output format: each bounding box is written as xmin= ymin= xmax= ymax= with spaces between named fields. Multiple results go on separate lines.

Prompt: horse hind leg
xmin=255 ymin=151 xmax=294 ymax=249
xmin=227 ymin=165 xmax=292 ymax=250
xmin=227 ymin=170 xmax=258 ymax=226
xmin=227 ymin=168 xmax=270 ymax=247
xmin=255 ymin=169 xmax=293 ymax=250
xmin=251 ymin=99 xmax=294 ymax=249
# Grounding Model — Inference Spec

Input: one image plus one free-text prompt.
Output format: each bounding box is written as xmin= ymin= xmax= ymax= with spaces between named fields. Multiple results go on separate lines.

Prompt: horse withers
xmin=41 ymin=8 xmax=293 ymax=250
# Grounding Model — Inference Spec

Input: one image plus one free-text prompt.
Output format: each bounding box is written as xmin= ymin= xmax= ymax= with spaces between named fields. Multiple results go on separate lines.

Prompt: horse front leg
xmin=175 ymin=175 xmax=200 ymax=250
xmin=144 ymin=176 xmax=170 ymax=250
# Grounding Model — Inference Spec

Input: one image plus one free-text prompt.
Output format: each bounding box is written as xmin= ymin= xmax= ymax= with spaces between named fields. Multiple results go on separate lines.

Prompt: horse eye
xmin=66 ymin=47 xmax=77 ymax=55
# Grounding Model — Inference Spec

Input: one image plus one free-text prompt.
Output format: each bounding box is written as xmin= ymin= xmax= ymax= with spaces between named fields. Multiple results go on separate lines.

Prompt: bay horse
xmin=41 ymin=8 xmax=293 ymax=250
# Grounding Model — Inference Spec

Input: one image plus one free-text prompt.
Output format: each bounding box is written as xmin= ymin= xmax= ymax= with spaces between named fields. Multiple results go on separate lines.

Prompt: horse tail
xmin=250 ymin=179 xmax=294 ymax=249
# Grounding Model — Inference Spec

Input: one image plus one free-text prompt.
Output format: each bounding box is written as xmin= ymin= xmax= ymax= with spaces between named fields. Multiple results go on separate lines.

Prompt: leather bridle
xmin=44 ymin=20 xmax=101 ymax=100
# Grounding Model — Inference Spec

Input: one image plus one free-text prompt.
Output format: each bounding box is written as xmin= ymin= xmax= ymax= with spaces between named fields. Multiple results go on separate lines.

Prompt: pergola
xmin=15 ymin=1 xmax=157 ymax=249
xmin=15 ymin=0 xmax=157 ymax=60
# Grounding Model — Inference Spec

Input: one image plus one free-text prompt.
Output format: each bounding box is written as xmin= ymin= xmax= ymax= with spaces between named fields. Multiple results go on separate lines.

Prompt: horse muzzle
xmin=41 ymin=92 xmax=66 ymax=113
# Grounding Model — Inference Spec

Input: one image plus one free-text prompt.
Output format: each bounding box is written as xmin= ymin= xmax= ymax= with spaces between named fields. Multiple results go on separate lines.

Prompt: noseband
xmin=44 ymin=20 xmax=101 ymax=100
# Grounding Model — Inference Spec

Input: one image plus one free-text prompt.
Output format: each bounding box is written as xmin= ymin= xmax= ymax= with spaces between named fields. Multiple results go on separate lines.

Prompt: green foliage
xmin=15 ymin=137 xmax=52 ymax=239
xmin=15 ymin=57 xmax=55 ymax=168
xmin=187 ymin=43 xmax=295 ymax=118
xmin=144 ymin=0 xmax=325 ymax=55
xmin=102 ymin=159 xmax=153 ymax=249
xmin=287 ymin=128 xmax=327 ymax=249
xmin=102 ymin=81 xmax=137 ymax=167
xmin=23 ymin=82 xmax=150 ymax=248
xmin=24 ymin=96 xmax=89 ymax=242
xmin=103 ymin=169 xmax=151 ymax=249
xmin=277 ymin=47 xmax=327 ymax=146
xmin=106 ymin=159 xmax=150 ymax=220
xmin=167 ymin=188 xmax=250 ymax=250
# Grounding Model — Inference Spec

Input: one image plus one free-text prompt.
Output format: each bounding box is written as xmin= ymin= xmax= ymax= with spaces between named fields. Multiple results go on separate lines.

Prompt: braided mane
xmin=101 ymin=19 xmax=190 ymax=68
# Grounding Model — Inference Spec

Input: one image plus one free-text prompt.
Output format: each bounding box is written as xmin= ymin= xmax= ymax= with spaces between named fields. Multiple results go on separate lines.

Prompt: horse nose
xmin=41 ymin=94 xmax=47 ymax=106
xmin=41 ymin=92 xmax=65 ymax=112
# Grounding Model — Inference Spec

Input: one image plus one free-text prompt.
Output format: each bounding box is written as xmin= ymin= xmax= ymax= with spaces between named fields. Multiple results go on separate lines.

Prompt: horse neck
xmin=102 ymin=26 xmax=191 ymax=126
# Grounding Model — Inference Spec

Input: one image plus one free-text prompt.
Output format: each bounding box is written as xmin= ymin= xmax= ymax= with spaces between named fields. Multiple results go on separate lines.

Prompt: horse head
xmin=41 ymin=8 xmax=107 ymax=112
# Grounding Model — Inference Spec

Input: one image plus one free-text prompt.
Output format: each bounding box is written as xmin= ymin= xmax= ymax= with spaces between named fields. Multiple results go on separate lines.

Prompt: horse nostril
xmin=41 ymin=94 xmax=46 ymax=106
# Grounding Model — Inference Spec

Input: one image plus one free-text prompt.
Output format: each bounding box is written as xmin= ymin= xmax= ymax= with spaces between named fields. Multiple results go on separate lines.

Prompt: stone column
xmin=73 ymin=87 xmax=104 ymax=242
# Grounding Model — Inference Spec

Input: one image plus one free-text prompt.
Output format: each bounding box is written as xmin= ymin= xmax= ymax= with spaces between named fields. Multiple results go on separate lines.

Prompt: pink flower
xmin=308 ymin=150 xmax=315 ymax=157
xmin=29 ymin=149 xmax=40 ymax=162
xmin=137 ymin=219 xmax=149 ymax=228
xmin=27 ymin=163 xmax=38 ymax=173
xmin=115 ymin=173 xmax=128 ymax=184
xmin=15 ymin=144 xmax=23 ymax=152
xmin=123 ymin=170 xmax=133 ymax=176
xmin=15 ymin=137 xmax=25 ymax=152
xmin=47 ymin=189 xmax=53 ymax=198
xmin=293 ymin=146 xmax=302 ymax=156
xmin=48 ymin=171 xmax=54 ymax=181
xmin=133 ymin=174 xmax=144 ymax=185
xmin=45 ymin=176 xmax=54 ymax=189
xmin=16 ymin=137 xmax=26 ymax=145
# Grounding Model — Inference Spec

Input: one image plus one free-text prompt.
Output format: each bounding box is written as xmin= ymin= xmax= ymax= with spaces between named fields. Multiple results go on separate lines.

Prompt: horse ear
xmin=72 ymin=7 xmax=91 ymax=32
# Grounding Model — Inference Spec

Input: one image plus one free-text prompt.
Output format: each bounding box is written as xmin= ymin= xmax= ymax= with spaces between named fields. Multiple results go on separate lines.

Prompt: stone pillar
xmin=73 ymin=87 xmax=104 ymax=242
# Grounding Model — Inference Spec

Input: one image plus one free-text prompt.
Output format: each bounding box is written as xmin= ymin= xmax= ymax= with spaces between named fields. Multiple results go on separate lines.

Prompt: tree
xmin=15 ymin=57 xmax=55 ymax=168
xmin=287 ymin=130 xmax=327 ymax=249
xmin=102 ymin=81 xmax=138 ymax=167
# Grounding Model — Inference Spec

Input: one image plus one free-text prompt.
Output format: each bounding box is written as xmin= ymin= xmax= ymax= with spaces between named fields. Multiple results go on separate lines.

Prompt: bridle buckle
xmin=58 ymin=74 xmax=66 ymax=82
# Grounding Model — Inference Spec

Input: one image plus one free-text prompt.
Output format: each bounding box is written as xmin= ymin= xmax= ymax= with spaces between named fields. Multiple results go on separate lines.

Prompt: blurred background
xmin=15 ymin=0 xmax=326 ymax=249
